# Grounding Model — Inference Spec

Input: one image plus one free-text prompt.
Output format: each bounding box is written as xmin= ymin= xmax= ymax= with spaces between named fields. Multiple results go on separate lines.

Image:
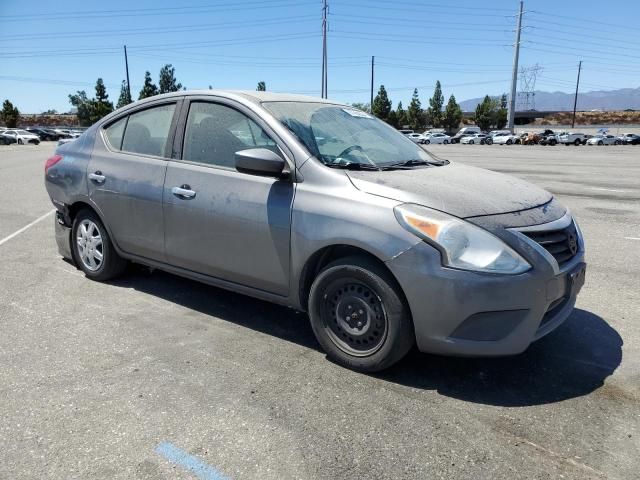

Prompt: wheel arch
xmin=298 ymin=244 xmax=407 ymax=313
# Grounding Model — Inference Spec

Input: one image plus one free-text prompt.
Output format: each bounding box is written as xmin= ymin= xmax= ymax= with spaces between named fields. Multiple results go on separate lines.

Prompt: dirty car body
xmin=45 ymin=90 xmax=586 ymax=371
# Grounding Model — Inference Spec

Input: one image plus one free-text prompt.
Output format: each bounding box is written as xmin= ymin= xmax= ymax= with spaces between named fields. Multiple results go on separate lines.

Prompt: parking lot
xmin=1 ymin=142 xmax=638 ymax=479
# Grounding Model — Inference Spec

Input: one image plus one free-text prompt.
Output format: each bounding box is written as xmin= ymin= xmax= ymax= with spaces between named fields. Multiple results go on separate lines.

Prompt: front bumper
xmin=385 ymin=214 xmax=585 ymax=357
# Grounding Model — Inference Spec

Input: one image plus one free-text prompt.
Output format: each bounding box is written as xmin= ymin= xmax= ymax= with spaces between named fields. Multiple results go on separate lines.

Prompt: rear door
xmin=162 ymin=98 xmax=294 ymax=295
xmin=88 ymin=100 xmax=181 ymax=261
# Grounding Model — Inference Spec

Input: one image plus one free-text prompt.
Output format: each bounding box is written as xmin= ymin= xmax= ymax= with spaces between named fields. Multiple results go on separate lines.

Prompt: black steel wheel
xmin=308 ymin=256 xmax=414 ymax=372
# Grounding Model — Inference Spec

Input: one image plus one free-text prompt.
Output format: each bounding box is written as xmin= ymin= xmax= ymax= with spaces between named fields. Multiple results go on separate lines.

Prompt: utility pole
xmin=370 ymin=55 xmax=375 ymax=112
xmin=124 ymin=45 xmax=131 ymax=102
xmin=321 ymin=0 xmax=328 ymax=98
xmin=507 ymin=1 xmax=524 ymax=132
xmin=571 ymin=61 xmax=582 ymax=128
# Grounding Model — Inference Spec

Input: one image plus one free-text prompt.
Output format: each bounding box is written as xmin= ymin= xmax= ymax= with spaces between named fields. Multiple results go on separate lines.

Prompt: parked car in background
xmin=398 ymin=129 xmax=414 ymax=135
xmin=559 ymin=132 xmax=589 ymax=146
xmin=57 ymin=137 xmax=77 ymax=146
xmin=492 ymin=133 xmax=520 ymax=145
xmin=406 ymin=133 xmax=424 ymax=144
xmin=25 ymin=127 xmax=61 ymax=141
xmin=0 ymin=130 xmax=18 ymax=145
xmin=586 ymin=134 xmax=621 ymax=146
xmin=618 ymin=133 xmax=640 ymax=145
xmin=538 ymin=134 xmax=558 ymax=146
xmin=0 ymin=129 xmax=41 ymax=145
xmin=44 ymin=90 xmax=586 ymax=372
xmin=421 ymin=132 xmax=450 ymax=144
xmin=461 ymin=133 xmax=488 ymax=144
xmin=450 ymin=126 xmax=481 ymax=144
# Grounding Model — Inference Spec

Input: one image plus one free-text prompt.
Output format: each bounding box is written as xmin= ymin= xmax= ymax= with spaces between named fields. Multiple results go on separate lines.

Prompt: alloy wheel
xmin=76 ymin=219 xmax=104 ymax=271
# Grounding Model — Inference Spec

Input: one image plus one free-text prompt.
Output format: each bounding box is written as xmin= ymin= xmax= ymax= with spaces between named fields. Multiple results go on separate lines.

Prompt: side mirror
xmin=235 ymin=148 xmax=287 ymax=178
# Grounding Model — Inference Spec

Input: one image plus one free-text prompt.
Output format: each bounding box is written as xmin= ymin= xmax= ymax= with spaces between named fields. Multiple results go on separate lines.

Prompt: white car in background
xmin=559 ymin=132 xmax=589 ymax=145
xmin=422 ymin=133 xmax=450 ymax=144
xmin=406 ymin=133 xmax=424 ymax=144
xmin=586 ymin=134 xmax=621 ymax=146
xmin=460 ymin=133 xmax=488 ymax=145
xmin=492 ymin=133 xmax=520 ymax=145
xmin=0 ymin=129 xmax=41 ymax=145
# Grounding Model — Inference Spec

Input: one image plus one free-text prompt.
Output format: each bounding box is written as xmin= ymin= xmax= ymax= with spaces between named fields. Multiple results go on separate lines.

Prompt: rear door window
xmin=121 ymin=103 xmax=176 ymax=157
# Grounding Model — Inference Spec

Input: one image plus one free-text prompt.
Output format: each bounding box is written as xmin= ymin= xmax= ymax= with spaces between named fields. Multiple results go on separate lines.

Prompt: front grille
xmin=521 ymin=221 xmax=579 ymax=267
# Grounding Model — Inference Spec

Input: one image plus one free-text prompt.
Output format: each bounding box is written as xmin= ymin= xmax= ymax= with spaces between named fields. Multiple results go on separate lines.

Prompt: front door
xmin=163 ymin=100 xmax=294 ymax=296
xmin=87 ymin=101 xmax=179 ymax=261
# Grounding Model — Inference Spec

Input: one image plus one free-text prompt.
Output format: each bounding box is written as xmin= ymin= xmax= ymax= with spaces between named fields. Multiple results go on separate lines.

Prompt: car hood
xmin=346 ymin=162 xmax=553 ymax=218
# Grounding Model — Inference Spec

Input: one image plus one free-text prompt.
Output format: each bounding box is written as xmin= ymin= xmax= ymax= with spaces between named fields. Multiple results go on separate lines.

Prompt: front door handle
xmin=171 ymin=185 xmax=196 ymax=199
xmin=88 ymin=171 xmax=106 ymax=184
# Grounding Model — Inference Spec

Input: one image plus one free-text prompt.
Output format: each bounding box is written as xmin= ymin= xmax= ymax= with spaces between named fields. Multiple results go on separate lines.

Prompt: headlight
xmin=394 ymin=204 xmax=531 ymax=274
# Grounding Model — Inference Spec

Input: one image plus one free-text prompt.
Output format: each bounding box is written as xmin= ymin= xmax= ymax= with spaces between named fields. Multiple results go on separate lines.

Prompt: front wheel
xmin=469 ymin=140 xmax=474 ymax=144
xmin=443 ymin=139 xmax=449 ymax=144
xmin=574 ymin=139 xmax=581 ymax=146
xmin=18 ymin=139 xmax=23 ymax=145
xmin=506 ymin=139 xmax=513 ymax=145
xmin=424 ymin=140 xmax=430 ymax=145
xmin=72 ymin=209 xmax=127 ymax=281
xmin=308 ymin=256 xmax=414 ymax=372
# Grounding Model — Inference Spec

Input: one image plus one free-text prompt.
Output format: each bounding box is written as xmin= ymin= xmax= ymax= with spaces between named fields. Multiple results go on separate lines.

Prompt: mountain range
xmin=459 ymin=87 xmax=640 ymax=112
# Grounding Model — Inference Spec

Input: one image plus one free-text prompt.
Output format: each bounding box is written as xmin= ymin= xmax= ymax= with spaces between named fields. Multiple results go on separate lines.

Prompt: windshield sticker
xmin=342 ymin=108 xmax=373 ymax=119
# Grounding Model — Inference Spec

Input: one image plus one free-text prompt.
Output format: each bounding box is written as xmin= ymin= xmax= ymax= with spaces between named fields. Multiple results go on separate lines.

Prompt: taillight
xmin=45 ymin=154 xmax=63 ymax=173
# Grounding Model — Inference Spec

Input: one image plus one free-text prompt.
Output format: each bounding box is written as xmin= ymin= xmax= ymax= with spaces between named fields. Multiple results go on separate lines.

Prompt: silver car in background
xmin=44 ymin=91 xmax=586 ymax=372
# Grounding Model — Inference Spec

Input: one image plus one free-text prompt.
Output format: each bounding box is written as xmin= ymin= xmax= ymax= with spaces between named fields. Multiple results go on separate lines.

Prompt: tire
xmin=550 ymin=140 xmax=557 ymax=146
xmin=615 ymin=140 xmax=621 ymax=145
xmin=469 ymin=140 xmax=474 ymax=144
xmin=598 ymin=140 xmax=603 ymax=145
xmin=443 ymin=140 xmax=449 ymax=144
xmin=424 ymin=140 xmax=430 ymax=145
xmin=574 ymin=139 xmax=581 ymax=146
xmin=72 ymin=209 xmax=127 ymax=281
xmin=18 ymin=139 xmax=23 ymax=145
xmin=506 ymin=139 xmax=513 ymax=145
xmin=308 ymin=256 xmax=414 ymax=372
xmin=485 ymin=138 xmax=492 ymax=145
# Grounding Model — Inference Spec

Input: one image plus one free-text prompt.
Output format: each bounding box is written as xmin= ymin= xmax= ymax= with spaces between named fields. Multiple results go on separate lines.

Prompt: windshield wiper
xmin=325 ymin=162 xmax=381 ymax=171
xmin=382 ymin=159 xmax=446 ymax=168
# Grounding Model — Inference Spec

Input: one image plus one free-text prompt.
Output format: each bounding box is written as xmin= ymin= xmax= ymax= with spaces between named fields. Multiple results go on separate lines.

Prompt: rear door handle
xmin=171 ymin=185 xmax=196 ymax=199
xmin=88 ymin=171 xmax=106 ymax=184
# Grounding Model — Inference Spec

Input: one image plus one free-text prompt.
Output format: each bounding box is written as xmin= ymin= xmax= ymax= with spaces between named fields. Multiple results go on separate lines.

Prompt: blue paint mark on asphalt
xmin=155 ymin=442 xmax=229 ymax=480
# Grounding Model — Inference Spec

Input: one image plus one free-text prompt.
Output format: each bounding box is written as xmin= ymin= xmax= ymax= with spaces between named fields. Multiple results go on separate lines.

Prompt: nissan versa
xmin=44 ymin=91 xmax=586 ymax=372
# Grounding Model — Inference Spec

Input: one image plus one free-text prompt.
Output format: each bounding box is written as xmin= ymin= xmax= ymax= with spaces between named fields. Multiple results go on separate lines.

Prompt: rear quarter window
xmin=104 ymin=116 xmax=127 ymax=150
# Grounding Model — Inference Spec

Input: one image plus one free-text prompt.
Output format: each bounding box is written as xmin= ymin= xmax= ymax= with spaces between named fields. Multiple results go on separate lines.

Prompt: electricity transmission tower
xmin=517 ymin=64 xmax=543 ymax=111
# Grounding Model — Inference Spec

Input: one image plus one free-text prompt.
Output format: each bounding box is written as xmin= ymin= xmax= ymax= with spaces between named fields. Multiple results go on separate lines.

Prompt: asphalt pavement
xmin=0 ymin=142 xmax=638 ymax=479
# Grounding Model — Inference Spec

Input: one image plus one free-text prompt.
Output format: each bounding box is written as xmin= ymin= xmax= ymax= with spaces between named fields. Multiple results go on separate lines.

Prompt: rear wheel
xmin=443 ymin=139 xmax=449 ymax=144
xmin=308 ymin=256 xmax=414 ymax=372
xmin=598 ymin=140 xmax=603 ymax=145
xmin=469 ymin=140 xmax=474 ymax=144
xmin=18 ymin=138 xmax=23 ymax=145
xmin=424 ymin=139 xmax=430 ymax=145
xmin=574 ymin=138 xmax=581 ymax=146
xmin=506 ymin=139 xmax=513 ymax=145
xmin=72 ymin=209 xmax=127 ymax=281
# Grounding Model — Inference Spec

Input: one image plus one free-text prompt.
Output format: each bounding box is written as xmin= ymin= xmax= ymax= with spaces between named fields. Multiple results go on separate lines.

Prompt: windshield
xmin=262 ymin=102 xmax=436 ymax=167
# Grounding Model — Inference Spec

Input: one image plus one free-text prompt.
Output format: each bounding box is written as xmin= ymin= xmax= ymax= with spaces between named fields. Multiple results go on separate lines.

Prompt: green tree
xmin=443 ymin=94 xmax=463 ymax=133
xmin=406 ymin=88 xmax=425 ymax=130
xmin=41 ymin=109 xmax=57 ymax=115
xmin=474 ymin=95 xmax=495 ymax=131
xmin=116 ymin=80 xmax=132 ymax=109
xmin=386 ymin=109 xmax=399 ymax=128
xmin=396 ymin=101 xmax=407 ymax=127
xmin=158 ymin=64 xmax=183 ymax=94
xmin=350 ymin=102 xmax=370 ymax=112
xmin=68 ymin=90 xmax=93 ymax=126
xmin=1 ymin=100 xmax=20 ymax=127
xmin=91 ymin=78 xmax=113 ymax=123
xmin=371 ymin=85 xmax=392 ymax=120
xmin=427 ymin=80 xmax=444 ymax=128
xmin=495 ymin=93 xmax=508 ymax=129
xmin=257 ymin=81 xmax=266 ymax=91
xmin=139 ymin=71 xmax=159 ymax=99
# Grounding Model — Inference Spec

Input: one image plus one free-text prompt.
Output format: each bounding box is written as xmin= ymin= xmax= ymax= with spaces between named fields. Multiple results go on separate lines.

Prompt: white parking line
xmin=624 ymin=237 xmax=640 ymax=241
xmin=591 ymin=187 xmax=629 ymax=193
xmin=0 ymin=210 xmax=55 ymax=247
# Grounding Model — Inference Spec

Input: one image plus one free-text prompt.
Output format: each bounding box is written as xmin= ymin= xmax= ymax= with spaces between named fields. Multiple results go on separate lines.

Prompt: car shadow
xmin=111 ymin=267 xmax=622 ymax=407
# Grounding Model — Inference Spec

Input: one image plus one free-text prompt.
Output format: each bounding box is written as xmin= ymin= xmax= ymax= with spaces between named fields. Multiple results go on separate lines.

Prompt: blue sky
xmin=1 ymin=0 xmax=639 ymax=113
